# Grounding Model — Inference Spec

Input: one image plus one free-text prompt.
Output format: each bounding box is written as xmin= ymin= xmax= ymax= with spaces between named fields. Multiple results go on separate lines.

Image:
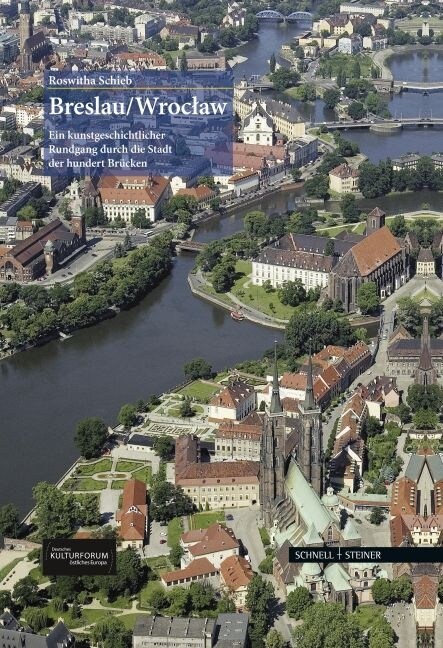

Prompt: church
xmin=258 ymin=348 xmax=388 ymax=608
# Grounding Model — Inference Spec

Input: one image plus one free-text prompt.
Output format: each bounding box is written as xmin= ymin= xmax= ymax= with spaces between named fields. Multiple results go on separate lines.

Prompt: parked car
xmin=226 ymin=514 xmax=234 ymax=521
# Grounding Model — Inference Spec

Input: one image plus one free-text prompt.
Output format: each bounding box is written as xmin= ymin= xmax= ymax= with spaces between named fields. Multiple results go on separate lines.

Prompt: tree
xmin=365 ymin=416 xmax=381 ymax=438
xmin=269 ymin=52 xmax=276 ymax=73
xmin=150 ymin=481 xmax=194 ymax=523
xmin=369 ymin=507 xmax=385 ymax=525
xmin=392 ymin=576 xmax=413 ymax=602
xmin=265 ymin=629 xmax=286 ymax=648
xmin=217 ymin=595 xmax=236 ymax=613
xmin=388 ymin=214 xmax=407 ymax=237
xmin=212 ymin=262 xmax=236 ymax=293
xmin=0 ymin=504 xmax=19 ymax=537
xmin=244 ymin=211 xmax=269 ymax=238
xmin=183 ymin=357 xmax=212 ymax=380
xmin=323 ymin=88 xmax=341 ymax=109
xmin=0 ymin=591 xmax=13 ymax=612
xmin=189 ymin=582 xmax=216 ymax=612
xmin=304 ymin=174 xmax=330 ymax=199
xmin=286 ymin=586 xmax=313 ymax=620
xmin=413 ymin=408 xmax=438 ymax=430
xmin=180 ymin=51 xmax=188 ymax=72
xmin=293 ymin=602 xmax=365 ymax=648
xmin=348 ymin=101 xmax=365 ymax=121
xmin=17 ymin=204 xmax=37 ymax=221
xmin=407 ymin=384 xmax=443 ymax=412
xmin=354 ymin=327 xmax=369 ymax=344
xmin=78 ymin=493 xmax=100 ymax=527
xmin=145 ymin=584 xmax=169 ymax=612
xmin=169 ymin=544 xmax=184 ymax=568
xmin=91 ymin=615 xmax=131 ymax=648
xmin=179 ymin=397 xmax=195 ymax=418
xmin=22 ymin=607 xmax=48 ymax=631
xmin=12 ymin=576 xmax=40 ymax=607
xmin=246 ymin=575 xmax=275 ymax=647
xmin=131 ymin=208 xmax=150 ymax=229
xmin=97 ymin=549 xmax=146 ymax=601
xmin=75 ymin=417 xmax=108 ymax=459
xmin=277 ymin=280 xmax=306 ymax=307
xmin=33 ymin=482 xmax=77 ymax=539
xmin=153 ymin=435 xmax=175 ymax=460
xmin=372 ymin=578 xmax=392 ymax=605
xmin=397 ymin=298 xmax=422 ymax=335
xmin=340 ymin=193 xmax=360 ymax=223
xmin=357 ymin=282 xmax=380 ymax=315
xmin=269 ymin=68 xmax=300 ymax=91
xmin=168 ymin=587 xmax=191 ymax=616
xmin=118 ymin=404 xmax=138 ymax=429
xmin=286 ymin=310 xmax=355 ymax=358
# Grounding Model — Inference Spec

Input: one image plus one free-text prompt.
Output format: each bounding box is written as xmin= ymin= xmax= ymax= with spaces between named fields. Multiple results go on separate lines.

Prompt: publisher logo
xmin=289 ymin=546 xmax=443 ymax=564
xmin=42 ymin=539 xmax=116 ymax=576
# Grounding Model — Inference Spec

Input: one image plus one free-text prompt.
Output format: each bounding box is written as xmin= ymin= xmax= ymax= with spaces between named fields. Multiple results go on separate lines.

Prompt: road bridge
xmin=256 ymin=9 xmax=312 ymax=22
xmin=313 ymin=117 xmax=443 ymax=130
xmin=174 ymin=240 xmax=207 ymax=253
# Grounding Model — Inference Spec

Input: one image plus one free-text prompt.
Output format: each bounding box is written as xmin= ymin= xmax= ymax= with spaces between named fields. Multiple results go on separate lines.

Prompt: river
xmin=2 ymin=30 xmax=443 ymax=514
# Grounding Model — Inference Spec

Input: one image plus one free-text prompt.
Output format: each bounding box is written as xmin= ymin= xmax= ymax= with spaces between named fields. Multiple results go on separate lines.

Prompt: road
xmin=385 ymin=602 xmax=417 ymax=648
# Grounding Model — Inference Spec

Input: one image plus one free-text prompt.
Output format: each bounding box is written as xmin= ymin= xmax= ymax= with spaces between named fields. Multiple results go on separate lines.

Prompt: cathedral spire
xmin=303 ymin=343 xmax=315 ymax=411
xmin=270 ymin=341 xmax=282 ymax=414
xmin=421 ymin=316 xmax=430 ymax=349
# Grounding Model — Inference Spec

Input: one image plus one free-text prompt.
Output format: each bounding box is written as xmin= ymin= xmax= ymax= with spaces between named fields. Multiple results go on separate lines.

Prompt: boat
xmin=230 ymin=310 xmax=245 ymax=321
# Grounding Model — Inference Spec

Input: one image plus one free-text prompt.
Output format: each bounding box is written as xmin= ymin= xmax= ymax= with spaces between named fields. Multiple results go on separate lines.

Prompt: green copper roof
xmin=324 ymin=563 xmax=352 ymax=592
xmin=342 ymin=517 xmax=361 ymax=541
xmin=285 ymin=461 xmax=336 ymax=534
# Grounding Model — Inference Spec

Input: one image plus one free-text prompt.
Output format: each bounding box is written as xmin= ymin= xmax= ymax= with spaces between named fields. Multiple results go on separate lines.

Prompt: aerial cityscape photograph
xmin=1 ymin=0 xmax=443 ymax=647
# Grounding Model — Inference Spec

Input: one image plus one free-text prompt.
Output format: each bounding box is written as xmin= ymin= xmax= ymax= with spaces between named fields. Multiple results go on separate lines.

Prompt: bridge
xmin=394 ymin=81 xmax=443 ymax=93
xmin=247 ymin=74 xmax=274 ymax=90
xmin=256 ymin=9 xmax=313 ymax=22
xmin=314 ymin=117 xmax=443 ymax=130
xmin=174 ymin=240 xmax=207 ymax=253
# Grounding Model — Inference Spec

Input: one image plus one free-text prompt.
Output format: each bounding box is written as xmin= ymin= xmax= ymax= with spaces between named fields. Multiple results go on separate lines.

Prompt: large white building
xmin=208 ymin=380 xmax=256 ymax=422
xmin=252 ymin=236 xmax=332 ymax=291
xmin=241 ymin=102 xmax=274 ymax=146
xmin=98 ymin=174 xmax=171 ymax=222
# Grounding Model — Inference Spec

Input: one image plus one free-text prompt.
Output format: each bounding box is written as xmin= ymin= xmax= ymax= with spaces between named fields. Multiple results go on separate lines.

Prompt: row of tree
xmin=359 ymin=157 xmax=443 ymax=198
xmin=0 ymin=233 xmax=174 ymax=348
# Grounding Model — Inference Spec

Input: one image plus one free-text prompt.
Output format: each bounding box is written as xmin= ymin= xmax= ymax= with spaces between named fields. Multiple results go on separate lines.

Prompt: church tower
xmin=260 ymin=343 xmax=286 ymax=528
xmin=19 ymin=1 xmax=32 ymax=70
xmin=415 ymin=317 xmax=436 ymax=387
xmin=298 ymin=350 xmax=323 ymax=496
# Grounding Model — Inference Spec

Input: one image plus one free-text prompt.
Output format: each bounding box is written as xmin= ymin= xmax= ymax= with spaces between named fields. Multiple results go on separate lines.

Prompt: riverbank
xmin=371 ymin=44 xmax=443 ymax=81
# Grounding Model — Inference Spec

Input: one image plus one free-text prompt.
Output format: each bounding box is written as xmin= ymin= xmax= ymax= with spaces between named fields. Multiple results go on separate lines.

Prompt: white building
xmin=181 ymin=524 xmax=240 ymax=569
xmin=338 ymin=34 xmax=362 ymax=54
xmin=98 ymin=174 xmax=171 ymax=223
xmin=241 ymin=102 xmax=274 ymax=146
xmin=208 ymin=380 xmax=256 ymax=422
xmin=252 ymin=235 xmax=333 ymax=290
xmin=339 ymin=3 xmax=386 ymax=16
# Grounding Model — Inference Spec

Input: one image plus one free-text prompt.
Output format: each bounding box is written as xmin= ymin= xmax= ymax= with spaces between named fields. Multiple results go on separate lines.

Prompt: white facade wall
xmin=252 ymin=259 xmax=329 ymax=290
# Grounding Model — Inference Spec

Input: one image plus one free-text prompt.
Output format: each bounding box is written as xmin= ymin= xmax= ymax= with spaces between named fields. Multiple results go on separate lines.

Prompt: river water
xmin=2 ymin=30 xmax=443 ymax=513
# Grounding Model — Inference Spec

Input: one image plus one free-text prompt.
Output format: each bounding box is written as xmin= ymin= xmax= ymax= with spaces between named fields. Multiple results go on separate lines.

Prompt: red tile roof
xmin=220 ymin=555 xmax=253 ymax=591
xmin=350 ymin=226 xmax=402 ymax=276
xmin=161 ymin=557 xmax=218 ymax=584
xmin=187 ymin=524 xmax=239 ymax=557
xmin=177 ymin=461 xmax=259 ymax=482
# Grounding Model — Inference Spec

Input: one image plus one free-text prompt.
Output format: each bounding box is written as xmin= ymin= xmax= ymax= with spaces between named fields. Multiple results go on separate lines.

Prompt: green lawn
xmin=167 ymin=517 xmax=183 ymax=547
xmin=81 ymin=608 xmax=119 ymax=626
xmin=75 ymin=459 xmax=112 ymax=475
xmin=316 ymin=223 xmax=355 ymax=236
xmin=97 ymin=591 xmax=132 ymax=610
xmin=229 ymin=260 xmax=300 ymax=320
xmin=168 ymin=404 xmax=203 ymax=417
xmin=412 ymin=289 xmax=439 ymax=304
xmin=132 ymin=465 xmax=152 ymax=484
xmin=111 ymin=480 xmax=127 ymax=490
xmin=188 ymin=511 xmax=225 ymax=530
xmin=115 ymin=460 xmax=146 ymax=473
xmin=62 ymin=478 xmax=106 ymax=492
xmin=353 ymin=222 xmax=366 ymax=234
xmin=29 ymin=566 xmax=48 ymax=584
xmin=145 ymin=555 xmax=173 ymax=574
xmin=354 ymin=604 xmax=387 ymax=631
xmin=317 ymin=52 xmax=374 ymax=79
xmin=119 ymin=613 xmax=151 ymax=630
xmin=177 ymin=380 xmax=221 ymax=403
xmin=139 ymin=581 xmax=167 ymax=609
xmin=0 ymin=558 xmax=22 ymax=582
